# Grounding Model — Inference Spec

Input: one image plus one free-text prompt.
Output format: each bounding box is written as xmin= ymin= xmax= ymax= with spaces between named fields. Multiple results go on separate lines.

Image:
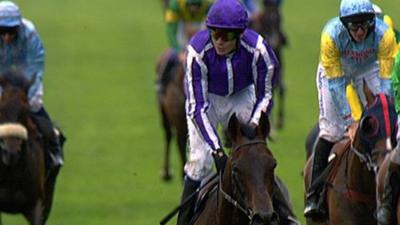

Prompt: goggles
xmin=0 ymin=26 xmax=19 ymax=36
xmin=210 ymin=28 xmax=240 ymax=42
xmin=346 ymin=19 xmax=374 ymax=31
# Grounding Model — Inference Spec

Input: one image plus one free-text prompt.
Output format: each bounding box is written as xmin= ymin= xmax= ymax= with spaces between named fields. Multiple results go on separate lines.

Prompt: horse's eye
xmin=361 ymin=115 xmax=379 ymax=137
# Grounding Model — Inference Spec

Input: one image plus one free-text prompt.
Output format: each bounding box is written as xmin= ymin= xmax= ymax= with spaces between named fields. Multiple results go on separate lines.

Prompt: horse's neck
xmin=347 ymin=145 xmax=376 ymax=192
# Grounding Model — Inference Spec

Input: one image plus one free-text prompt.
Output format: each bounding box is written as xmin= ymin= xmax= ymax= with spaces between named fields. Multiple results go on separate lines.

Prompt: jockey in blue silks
xmin=177 ymin=1 xmax=299 ymax=225
xmin=304 ymin=0 xmax=398 ymax=220
xmin=0 ymin=1 xmax=65 ymax=169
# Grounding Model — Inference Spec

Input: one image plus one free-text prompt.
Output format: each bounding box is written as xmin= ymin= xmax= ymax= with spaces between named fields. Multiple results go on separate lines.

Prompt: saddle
xmin=189 ymin=175 xmax=219 ymax=225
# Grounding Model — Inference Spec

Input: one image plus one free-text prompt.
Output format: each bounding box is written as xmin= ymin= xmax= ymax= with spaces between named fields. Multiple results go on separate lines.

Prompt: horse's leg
xmin=160 ymin=105 xmax=173 ymax=181
xmin=176 ymin=125 xmax=187 ymax=180
xmin=43 ymin=167 xmax=60 ymax=223
xmin=23 ymin=199 xmax=44 ymax=225
xmin=0 ymin=212 xmax=2 ymax=225
xmin=274 ymin=49 xmax=285 ymax=130
xmin=397 ymin=195 xmax=400 ymax=225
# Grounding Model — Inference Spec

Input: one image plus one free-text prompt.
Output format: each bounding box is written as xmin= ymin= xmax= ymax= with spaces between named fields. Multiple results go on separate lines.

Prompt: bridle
xmin=218 ymin=139 xmax=271 ymax=224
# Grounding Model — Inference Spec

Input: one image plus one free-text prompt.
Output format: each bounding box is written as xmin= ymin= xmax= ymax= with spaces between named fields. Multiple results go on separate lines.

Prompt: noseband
xmin=219 ymin=140 xmax=268 ymax=224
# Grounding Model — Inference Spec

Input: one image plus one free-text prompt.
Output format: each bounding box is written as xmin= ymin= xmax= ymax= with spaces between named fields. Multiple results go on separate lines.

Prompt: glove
xmin=212 ymin=148 xmax=228 ymax=173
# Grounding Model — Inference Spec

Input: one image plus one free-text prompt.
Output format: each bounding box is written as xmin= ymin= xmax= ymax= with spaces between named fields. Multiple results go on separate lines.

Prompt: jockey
xmin=177 ymin=1 xmax=299 ymax=225
xmin=372 ymin=3 xmax=400 ymax=45
xmin=158 ymin=0 xmax=212 ymax=94
xmin=378 ymin=52 xmax=400 ymax=225
xmin=0 ymin=1 xmax=65 ymax=169
xmin=304 ymin=0 xmax=398 ymax=219
xmin=165 ymin=0 xmax=212 ymax=54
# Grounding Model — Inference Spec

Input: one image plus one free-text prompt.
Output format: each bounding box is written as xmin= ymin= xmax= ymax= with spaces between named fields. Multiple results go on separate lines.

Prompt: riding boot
xmin=30 ymin=107 xmax=65 ymax=169
xmin=177 ymin=176 xmax=201 ymax=225
xmin=272 ymin=176 xmax=300 ymax=225
xmin=304 ymin=137 xmax=334 ymax=219
xmin=377 ymin=161 xmax=400 ymax=225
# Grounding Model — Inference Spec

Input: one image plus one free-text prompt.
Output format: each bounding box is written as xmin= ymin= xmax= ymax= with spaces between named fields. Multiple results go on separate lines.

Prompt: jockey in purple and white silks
xmin=0 ymin=1 xmax=65 ymax=169
xmin=304 ymin=0 xmax=398 ymax=220
xmin=177 ymin=1 xmax=299 ymax=225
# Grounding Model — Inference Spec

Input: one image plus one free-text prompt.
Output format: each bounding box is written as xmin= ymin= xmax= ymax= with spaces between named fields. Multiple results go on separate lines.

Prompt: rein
xmin=219 ymin=140 xmax=267 ymax=224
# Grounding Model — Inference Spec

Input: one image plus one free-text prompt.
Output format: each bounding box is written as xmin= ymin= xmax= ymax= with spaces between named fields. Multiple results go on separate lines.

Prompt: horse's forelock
xmin=240 ymin=125 xmax=256 ymax=140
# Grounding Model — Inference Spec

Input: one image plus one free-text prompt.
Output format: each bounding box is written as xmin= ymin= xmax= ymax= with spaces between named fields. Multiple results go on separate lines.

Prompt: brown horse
xmin=0 ymin=71 xmax=60 ymax=225
xmin=156 ymin=49 xmax=187 ymax=181
xmin=193 ymin=113 xmax=279 ymax=225
xmin=251 ymin=2 xmax=287 ymax=129
xmin=376 ymin=150 xmax=400 ymax=225
xmin=304 ymin=90 xmax=397 ymax=225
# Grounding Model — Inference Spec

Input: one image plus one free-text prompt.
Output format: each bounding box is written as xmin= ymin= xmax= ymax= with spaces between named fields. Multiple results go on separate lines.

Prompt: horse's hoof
xmin=161 ymin=169 xmax=173 ymax=182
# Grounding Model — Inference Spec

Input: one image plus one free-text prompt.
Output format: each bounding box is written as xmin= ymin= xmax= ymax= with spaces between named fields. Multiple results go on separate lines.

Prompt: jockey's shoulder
xmin=188 ymin=29 xmax=211 ymax=53
xmin=241 ymin=28 xmax=262 ymax=47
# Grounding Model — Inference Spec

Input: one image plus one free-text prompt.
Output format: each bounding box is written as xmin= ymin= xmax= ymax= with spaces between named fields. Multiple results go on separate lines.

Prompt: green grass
xmin=2 ymin=0 xmax=399 ymax=224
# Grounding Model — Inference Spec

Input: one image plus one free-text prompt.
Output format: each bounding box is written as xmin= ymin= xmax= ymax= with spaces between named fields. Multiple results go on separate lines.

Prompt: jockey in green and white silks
xmin=304 ymin=0 xmax=398 ymax=220
xmin=0 ymin=1 xmax=65 ymax=169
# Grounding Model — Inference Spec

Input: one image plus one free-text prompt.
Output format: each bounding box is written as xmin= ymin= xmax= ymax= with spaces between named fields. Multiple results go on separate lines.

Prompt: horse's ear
xmin=227 ymin=114 xmax=240 ymax=141
xmin=258 ymin=112 xmax=271 ymax=139
xmin=363 ymin=80 xmax=376 ymax=107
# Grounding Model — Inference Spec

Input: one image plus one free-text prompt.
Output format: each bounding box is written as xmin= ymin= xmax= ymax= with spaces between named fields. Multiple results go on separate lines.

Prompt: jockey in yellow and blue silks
xmin=304 ymin=0 xmax=398 ymax=220
xmin=0 ymin=1 xmax=65 ymax=169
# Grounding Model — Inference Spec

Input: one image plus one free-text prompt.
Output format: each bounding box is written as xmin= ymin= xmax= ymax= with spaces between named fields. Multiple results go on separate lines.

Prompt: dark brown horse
xmin=304 ymin=90 xmax=397 ymax=225
xmin=251 ymin=2 xmax=287 ymax=129
xmin=0 ymin=71 xmax=60 ymax=225
xmin=193 ymin=113 xmax=279 ymax=225
xmin=376 ymin=150 xmax=400 ymax=225
xmin=156 ymin=50 xmax=187 ymax=181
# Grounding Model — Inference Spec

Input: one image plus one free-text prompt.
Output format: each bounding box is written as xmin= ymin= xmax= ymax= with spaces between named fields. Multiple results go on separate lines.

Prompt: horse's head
xmin=223 ymin=112 xmax=278 ymax=225
xmin=352 ymin=84 xmax=397 ymax=171
xmin=0 ymin=71 xmax=33 ymax=166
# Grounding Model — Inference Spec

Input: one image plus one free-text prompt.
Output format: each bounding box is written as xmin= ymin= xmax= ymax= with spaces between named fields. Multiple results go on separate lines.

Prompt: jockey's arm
xmin=378 ymin=27 xmax=398 ymax=95
xmin=320 ymin=32 xmax=354 ymax=127
xmin=391 ymin=53 xmax=400 ymax=114
xmin=25 ymin=25 xmax=45 ymax=112
xmin=250 ymin=38 xmax=278 ymax=126
xmin=185 ymin=45 xmax=222 ymax=151
xmin=165 ymin=0 xmax=181 ymax=51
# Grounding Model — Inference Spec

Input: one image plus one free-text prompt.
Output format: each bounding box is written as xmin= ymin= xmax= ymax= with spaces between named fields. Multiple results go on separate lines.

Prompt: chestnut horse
xmin=251 ymin=2 xmax=287 ymax=129
xmin=0 ymin=71 xmax=60 ymax=225
xmin=193 ymin=113 xmax=279 ymax=225
xmin=304 ymin=90 xmax=397 ymax=225
xmin=156 ymin=50 xmax=187 ymax=181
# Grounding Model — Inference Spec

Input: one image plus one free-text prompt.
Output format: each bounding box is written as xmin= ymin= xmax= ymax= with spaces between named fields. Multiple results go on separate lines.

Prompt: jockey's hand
xmin=346 ymin=122 xmax=359 ymax=143
xmin=212 ymin=148 xmax=228 ymax=173
xmin=178 ymin=51 xmax=186 ymax=65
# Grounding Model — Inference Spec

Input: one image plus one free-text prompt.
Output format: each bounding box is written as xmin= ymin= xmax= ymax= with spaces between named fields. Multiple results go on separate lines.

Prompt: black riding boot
xmin=304 ymin=137 xmax=334 ymax=219
xmin=272 ymin=176 xmax=300 ymax=225
xmin=377 ymin=162 xmax=400 ymax=225
xmin=31 ymin=107 xmax=65 ymax=169
xmin=177 ymin=176 xmax=201 ymax=225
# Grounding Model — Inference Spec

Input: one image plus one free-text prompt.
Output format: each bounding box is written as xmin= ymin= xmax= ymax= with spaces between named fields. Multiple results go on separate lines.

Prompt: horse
xmin=0 ymin=71 xmax=60 ymax=225
xmin=250 ymin=1 xmax=288 ymax=129
xmin=193 ymin=112 xmax=279 ymax=225
xmin=155 ymin=49 xmax=187 ymax=181
xmin=304 ymin=88 xmax=397 ymax=225
xmin=376 ymin=152 xmax=398 ymax=225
